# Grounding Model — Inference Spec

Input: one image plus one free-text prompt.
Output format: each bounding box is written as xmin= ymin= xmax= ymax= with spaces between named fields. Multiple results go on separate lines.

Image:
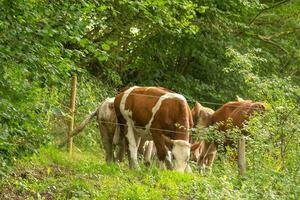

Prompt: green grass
xmin=0 ymin=145 xmax=298 ymax=199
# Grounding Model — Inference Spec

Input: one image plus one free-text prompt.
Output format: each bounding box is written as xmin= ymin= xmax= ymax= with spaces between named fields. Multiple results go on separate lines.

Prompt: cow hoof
xmin=185 ymin=164 xmax=192 ymax=173
xmin=105 ymin=157 xmax=114 ymax=164
xmin=129 ymin=160 xmax=139 ymax=169
xmin=144 ymin=161 xmax=151 ymax=167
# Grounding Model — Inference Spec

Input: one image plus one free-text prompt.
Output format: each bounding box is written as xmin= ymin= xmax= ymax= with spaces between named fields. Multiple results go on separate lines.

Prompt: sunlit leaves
xmin=101 ymin=43 xmax=110 ymax=51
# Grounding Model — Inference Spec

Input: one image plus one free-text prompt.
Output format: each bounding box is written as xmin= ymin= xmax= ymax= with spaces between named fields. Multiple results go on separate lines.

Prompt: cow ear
xmin=192 ymin=102 xmax=202 ymax=113
xmin=191 ymin=142 xmax=201 ymax=151
xmin=236 ymin=96 xmax=245 ymax=102
xmin=162 ymin=135 xmax=174 ymax=149
xmin=195 ymin=102 xmax=203 ymax=109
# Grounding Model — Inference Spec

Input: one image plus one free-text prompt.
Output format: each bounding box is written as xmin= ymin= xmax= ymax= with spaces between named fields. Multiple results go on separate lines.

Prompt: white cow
xmin=71 ymin=98 xmax=119 ymax=162
xmin=72 ymin=98 xmax=155 ymax=164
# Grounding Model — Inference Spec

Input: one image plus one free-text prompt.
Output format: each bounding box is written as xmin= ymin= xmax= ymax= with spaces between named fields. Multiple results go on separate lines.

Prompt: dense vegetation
xmin=0 ymin=0 xmax=299 ymax=199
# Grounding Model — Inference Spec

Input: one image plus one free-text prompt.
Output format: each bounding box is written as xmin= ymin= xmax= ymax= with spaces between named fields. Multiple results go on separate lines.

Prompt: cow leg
xmin=99 ymin=124 xmax=114 ymax=163
xmin=138 ymin=138 xmax=146 ymax=155
xmin=204 ymin=144 xmax=217 ymax=173
xmin=204 ymin=152 xmax=216 ymax=173
xmin=185 ymin=164 xmax=192 ymax=173
xmin=165 ymin=150 xmax=173 ymax=169
xmin=198 ymin=155 xmax=206 ymax=174
xmin=116 ymin=120 xmax=128 ymax=162
xmin=143 ymin=141 xmax=154 ymax=166
xmin=153 ymin=133 xmax=173 ymax=170
xmin=135 ymin=135 xmax=142 ymax=152
xmin=116 ymin=138 xmax=126 ymax=162
xmin=199 ymin=143 xmax=216 ymax=174
xmin=126 ymin=124 xmax=139 ymax=169
xmin=156 ymin=151 xmax=171 ymax=170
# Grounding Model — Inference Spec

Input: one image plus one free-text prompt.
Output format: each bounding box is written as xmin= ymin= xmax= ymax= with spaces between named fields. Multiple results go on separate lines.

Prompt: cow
xmin=190 ymin=100 xmax=265 ymax=172
xmin=138 ymin=138 xmax=156 ymax=166
xmin=190 ymin=102 xmax=216 ymax=172
xmin=71 ymin=98 xmax=120 ymax=163
xmin=118 ymin=137 xmax=157 ymax=166
xmin=114 ymin=86 xmax=193 ymax=172
xmin=191 ymin=102 xmax=215 ymax=128
xmin=191 ymin=140 xmax=217 ymax=172
xmin=71 ymin=98 xmax=156 ymax=165
xmin=211 ymin=100 xmax=266 ymax=148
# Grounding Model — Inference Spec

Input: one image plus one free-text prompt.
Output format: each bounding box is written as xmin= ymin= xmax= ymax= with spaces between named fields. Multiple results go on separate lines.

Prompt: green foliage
xmin=0 ymin=0 xmax=117 ymax=174
xmin=0 ymin=0 xmax=299 ymax=198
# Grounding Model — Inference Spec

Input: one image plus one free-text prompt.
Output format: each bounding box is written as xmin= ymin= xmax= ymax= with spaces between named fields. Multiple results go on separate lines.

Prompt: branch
xmin=257 ymin=35 xmax=289 ymax=54
xmin=248 ymin=0 xmax=290 ymax=26
xmin=260 ymin=27 xmax=300 ymax=40
xmin=245 ymin=32 xmax=289 ymax=54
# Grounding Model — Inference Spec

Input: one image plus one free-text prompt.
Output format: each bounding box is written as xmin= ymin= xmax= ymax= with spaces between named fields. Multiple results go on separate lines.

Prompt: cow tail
xmin=71 ymin=108 xmax=98 ymax=137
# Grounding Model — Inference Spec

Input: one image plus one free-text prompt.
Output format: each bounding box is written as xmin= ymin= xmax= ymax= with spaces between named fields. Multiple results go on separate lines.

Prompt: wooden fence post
xmin=238 ymin=136 xmax=246 ymax=176
xmin=67 ymin=74 xmax=77 ymax=155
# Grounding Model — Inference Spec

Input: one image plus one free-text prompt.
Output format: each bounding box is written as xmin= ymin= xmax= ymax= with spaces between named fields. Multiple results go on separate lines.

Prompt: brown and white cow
xmin=114 ymin=86 xmax=193 ymax=172
xmin=191 ymin=102 xmax=216 ymax=172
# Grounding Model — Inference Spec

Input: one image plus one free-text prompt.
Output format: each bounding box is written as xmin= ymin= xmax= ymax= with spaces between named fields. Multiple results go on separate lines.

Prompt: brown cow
xmin=212 ymin=100 xmax=266 ymax=148
xmin=191 ymin=141 xmax=217 ymax=172
xmin=191 ymin=102 xmax=216 ymax=172
xmin=191 ymin=100 xmax=265 ymax=171
xmin=191 ymin=102 xmax=215 ymax=128
xmin=114 ymin=86 xmax=193 ymax=172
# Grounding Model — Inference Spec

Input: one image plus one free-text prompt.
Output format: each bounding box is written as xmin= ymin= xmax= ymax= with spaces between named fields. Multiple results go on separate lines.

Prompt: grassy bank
xmin=0 ymin=145 xmax=298 ymax=200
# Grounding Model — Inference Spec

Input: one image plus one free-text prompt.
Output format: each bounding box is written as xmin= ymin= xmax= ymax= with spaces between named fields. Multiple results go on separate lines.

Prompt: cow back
xmin=114 ymin=86 xmax=192 ymax=141
xmin=211 ymin=100 xmax=265 ymax=142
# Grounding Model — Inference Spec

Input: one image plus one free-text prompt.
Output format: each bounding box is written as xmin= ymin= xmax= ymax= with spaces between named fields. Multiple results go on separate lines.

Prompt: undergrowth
xmin=0 ymin=145 xmax=298 ymax=200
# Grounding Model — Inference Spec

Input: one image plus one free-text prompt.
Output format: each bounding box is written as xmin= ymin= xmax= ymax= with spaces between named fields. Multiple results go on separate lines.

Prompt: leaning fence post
xmin=67 ymin=74 xmax=77 ymax=155
xmin=238 ymin=136 xmax=246 ymax=176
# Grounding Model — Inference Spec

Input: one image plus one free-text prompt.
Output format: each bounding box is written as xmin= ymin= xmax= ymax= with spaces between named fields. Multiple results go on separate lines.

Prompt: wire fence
xmin=66 ymin=84 xmax=298 ymax=178
xmin=71 ymin=91 xmax=266 ymax=136
xmin=92 ymin=120 xmax=190 ymax=135
xmin=108 ymin=92 xmax=262 ymax=108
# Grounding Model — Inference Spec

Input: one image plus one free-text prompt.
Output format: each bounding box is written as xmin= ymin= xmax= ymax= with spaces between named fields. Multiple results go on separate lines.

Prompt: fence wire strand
xmin=71 ymin=92 xmax=265 ymax=136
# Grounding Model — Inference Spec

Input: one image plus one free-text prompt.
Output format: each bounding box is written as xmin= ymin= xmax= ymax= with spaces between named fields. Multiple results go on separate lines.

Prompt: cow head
xmin=252 ymin=102 xmax=266 ymax=112
xmin=164 ymin=135 xmax=191 ymax=172
xmin=191 ymin=102 xmax=215 ymax=128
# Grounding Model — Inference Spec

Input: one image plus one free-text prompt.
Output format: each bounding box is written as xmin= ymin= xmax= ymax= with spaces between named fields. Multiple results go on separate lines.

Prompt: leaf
xmin=198 ymin=6 xmax=209 ymax=13
xmin=97 ymin=54 xmax=108 ymax=62
xmin=101 ymin=43 xmax=110 ymax=51
xmin=98 ymin=5 xmax=108 ymax=12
